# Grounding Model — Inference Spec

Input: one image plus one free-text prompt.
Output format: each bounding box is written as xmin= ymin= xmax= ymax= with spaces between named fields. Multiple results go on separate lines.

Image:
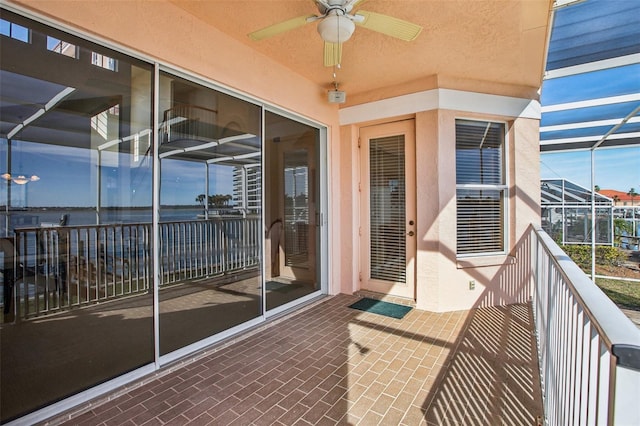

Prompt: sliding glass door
xmin=264 ymin=111 xmax=322 ymax=311
xmin=0 ymin=8 xmax=326 ymax=423
xmin=157 ymin=72 xmax=263 ymax=355
xmin=0 ymin=10 xmax=154 ymax=422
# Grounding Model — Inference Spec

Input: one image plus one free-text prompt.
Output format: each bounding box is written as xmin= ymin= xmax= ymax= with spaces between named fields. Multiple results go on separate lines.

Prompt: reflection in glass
xmin=0 ymin=11 xmax=154 ymax=422
xmin=158 ymin=72 xmax=262 ymax=355
xmin=265 ymin=111 xmax=321 ymax=311
xmin=284 ymin=150 xmax=310 ymax=268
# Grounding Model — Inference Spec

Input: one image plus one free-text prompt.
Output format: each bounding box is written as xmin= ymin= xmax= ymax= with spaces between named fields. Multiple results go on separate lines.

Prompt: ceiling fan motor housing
xmin=317 ymin=11 xmax=355 ymax=43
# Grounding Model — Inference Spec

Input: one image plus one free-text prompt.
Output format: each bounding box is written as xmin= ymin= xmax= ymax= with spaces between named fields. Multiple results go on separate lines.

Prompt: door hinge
xmin=357 ymin=137 xmax=361 ymax=148
xmin=358 ymin=182 xmax=361 ymax=192
xmin=359 ymin=272 xmax=362 ymax=281
xmin=359 ymin=226 xmax=362 ymax=236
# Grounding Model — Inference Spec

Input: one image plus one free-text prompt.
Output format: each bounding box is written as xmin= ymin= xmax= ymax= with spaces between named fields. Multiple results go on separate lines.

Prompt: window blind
xmin=456 ymin=189 xmax=504 ymax=254
xmin=456 ymin=120 xmax=506 ymax=255
xmin=369 ymin=135 xmax=406 ymax=283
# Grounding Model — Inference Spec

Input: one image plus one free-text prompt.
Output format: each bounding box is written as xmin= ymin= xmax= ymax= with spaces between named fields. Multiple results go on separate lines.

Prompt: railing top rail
xmin=533 ymin=225 xmax=640 ymax=369
xmin=12 ymin=216 xmax=263 ymax=233
xmin=533 ymin=226 xmax=640 ymax=370
xmin=13 ymin=223 xmax=152 ymax=233
xmin=158 ymin=216 xmax=261 ymax=226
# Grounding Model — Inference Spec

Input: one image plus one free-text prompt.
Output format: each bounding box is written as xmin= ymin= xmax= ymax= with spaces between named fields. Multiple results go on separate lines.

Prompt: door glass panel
xmin=369 ymin=136 xmax=406 ymax=283
xmin=265 ymin=112 xmax=320 ymax=310
xmin=0 ymin=10 xmax=154 ymax=422
xmin=158 ymin=72 xmax=262 ymax=355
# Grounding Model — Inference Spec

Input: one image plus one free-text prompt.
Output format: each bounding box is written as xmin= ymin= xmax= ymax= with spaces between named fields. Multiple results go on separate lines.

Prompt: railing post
xmin=611 ymin=347 xmax=640 ymax=425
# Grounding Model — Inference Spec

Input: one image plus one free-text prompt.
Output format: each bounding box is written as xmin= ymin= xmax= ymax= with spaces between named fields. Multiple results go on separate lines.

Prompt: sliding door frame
xmin=262 ymin=105 xmax=328 ymax=319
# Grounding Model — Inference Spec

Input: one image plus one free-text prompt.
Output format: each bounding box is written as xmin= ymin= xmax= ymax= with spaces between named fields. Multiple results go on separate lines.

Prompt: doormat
xmin=348 ymin=298 xmax=412 ymax=319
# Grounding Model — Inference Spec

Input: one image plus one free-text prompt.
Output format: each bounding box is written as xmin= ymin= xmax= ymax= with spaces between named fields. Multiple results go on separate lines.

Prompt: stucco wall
xmin=340 ymin=97 xmax=541 ymax=312
xmin=426 ymin=112 xmax=541 ymax=312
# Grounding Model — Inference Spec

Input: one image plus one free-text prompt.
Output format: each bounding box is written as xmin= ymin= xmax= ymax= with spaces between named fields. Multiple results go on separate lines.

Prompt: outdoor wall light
xmin=1 ymin=173 xmax=40 ymax=185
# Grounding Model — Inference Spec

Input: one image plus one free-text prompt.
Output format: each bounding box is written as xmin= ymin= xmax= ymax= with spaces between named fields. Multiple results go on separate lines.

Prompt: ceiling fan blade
xmin=323 ymin=42 xmax=342 ymax=67
xmin=355 ymin=10 xmax=422 ymax=41
xmin=345 ymin=0 xmax=368 ymax=9
xmin=248 ymin=15 xmax=315 ymax=41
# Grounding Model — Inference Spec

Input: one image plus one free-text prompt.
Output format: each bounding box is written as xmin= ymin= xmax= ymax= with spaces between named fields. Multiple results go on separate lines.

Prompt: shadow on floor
xmin=43 ymin=294 xmax=542 ymax=426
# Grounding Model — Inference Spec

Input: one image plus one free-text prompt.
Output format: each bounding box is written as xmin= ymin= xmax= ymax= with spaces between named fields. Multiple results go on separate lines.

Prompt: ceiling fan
xmin=248 ymin=0 xmax=423 ymax=67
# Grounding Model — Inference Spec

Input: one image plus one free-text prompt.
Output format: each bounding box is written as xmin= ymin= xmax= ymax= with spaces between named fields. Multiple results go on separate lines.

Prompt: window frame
xmin=455 ymin=117 xmax=509 ymax=258
xmin=0 ymin=17 xmax=30 ymax=42
xmin=46 ymin=35 xmax=78 ymax=58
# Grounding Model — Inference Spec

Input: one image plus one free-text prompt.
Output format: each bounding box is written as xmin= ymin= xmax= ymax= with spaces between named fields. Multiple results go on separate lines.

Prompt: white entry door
xmin=359 ymin=120 xmax=416 ymax=299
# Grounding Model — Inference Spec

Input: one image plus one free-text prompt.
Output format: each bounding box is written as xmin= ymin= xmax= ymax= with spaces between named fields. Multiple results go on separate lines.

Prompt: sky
xmin=2 ymin=140 xmax=235 ymax=208
xmin=540 ymin=147 xmax=640 ymax=193
xmin=537 ymin=0 xmax=640 ymax=197
xmin=539 ymin=62 xmax=639 ymax=194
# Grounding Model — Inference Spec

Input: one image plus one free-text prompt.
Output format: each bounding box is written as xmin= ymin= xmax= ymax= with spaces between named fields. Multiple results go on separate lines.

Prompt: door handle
xmin=407 ymin=231 xmax=415 ymax=237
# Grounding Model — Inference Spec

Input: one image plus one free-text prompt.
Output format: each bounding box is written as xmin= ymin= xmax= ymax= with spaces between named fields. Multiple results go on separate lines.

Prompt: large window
xmin=0 ymin=10 xmax=154 ymax=422
xmin=157 ymin=72 xmax=263 ymax=355
xmin=0 ymin=8 xmax=326 ymax=423
xmin=455 ymin=119 xmax=507 ymax=255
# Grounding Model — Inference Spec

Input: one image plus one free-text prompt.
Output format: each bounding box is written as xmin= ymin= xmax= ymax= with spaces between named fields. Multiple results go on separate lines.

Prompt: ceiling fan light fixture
xmin=12 ymin=175 xmax=30 ymax=185
xmin=317 ymin=14 xmax=355 ymax=43
xmin=1 ymin=173 xmax=40 ymax=184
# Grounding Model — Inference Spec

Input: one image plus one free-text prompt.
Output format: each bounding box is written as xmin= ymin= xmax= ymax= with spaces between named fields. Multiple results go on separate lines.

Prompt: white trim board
xmin=544 ymin=54 xmax=640 ymax=80
xmin=541 ymin=116 xmax=640 ymax=133
xmin=541 ymin=93 xmax=640 ymax=113
xmin=540 ymin=131 xmax=640 ymax=146
xmin=338 ymin=89 xmax=541 ymax=125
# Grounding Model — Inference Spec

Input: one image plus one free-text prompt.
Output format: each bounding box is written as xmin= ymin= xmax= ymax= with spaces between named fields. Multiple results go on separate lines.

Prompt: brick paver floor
xmin=51 ymin=294 xmax=543 ymax=425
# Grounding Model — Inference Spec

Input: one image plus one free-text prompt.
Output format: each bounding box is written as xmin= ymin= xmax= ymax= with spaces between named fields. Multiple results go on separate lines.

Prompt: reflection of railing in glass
xmin=10 ymin=224 xmax=152 ymax=320
xmin=162 ymin=104 xmax=218 ymax=143
xmin=284 ymin=152 xmax=309 ymax=268
xmin=7 ymin=217 xmax=261 ymax=321
xmin=159 ymin=217 xmax=260 ymax=285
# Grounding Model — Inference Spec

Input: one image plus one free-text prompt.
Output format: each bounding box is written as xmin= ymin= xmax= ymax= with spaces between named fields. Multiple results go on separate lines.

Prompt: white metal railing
xmin=531 ymin=225 xmax=640 ymax=425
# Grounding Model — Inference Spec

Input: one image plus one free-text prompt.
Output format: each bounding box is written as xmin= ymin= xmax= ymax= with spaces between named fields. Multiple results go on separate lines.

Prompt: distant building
xmin=599 ymin=189 xmax=638 ymax=206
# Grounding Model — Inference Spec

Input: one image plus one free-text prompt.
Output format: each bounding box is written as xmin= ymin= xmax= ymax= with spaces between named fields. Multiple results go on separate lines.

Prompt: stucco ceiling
xmin=169 ymin=0 xmax=553 ymax=98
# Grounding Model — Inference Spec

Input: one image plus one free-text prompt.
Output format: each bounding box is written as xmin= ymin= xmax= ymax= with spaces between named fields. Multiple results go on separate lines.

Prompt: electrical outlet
xmin=469 ymin=280 xmax=476 ymax=290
